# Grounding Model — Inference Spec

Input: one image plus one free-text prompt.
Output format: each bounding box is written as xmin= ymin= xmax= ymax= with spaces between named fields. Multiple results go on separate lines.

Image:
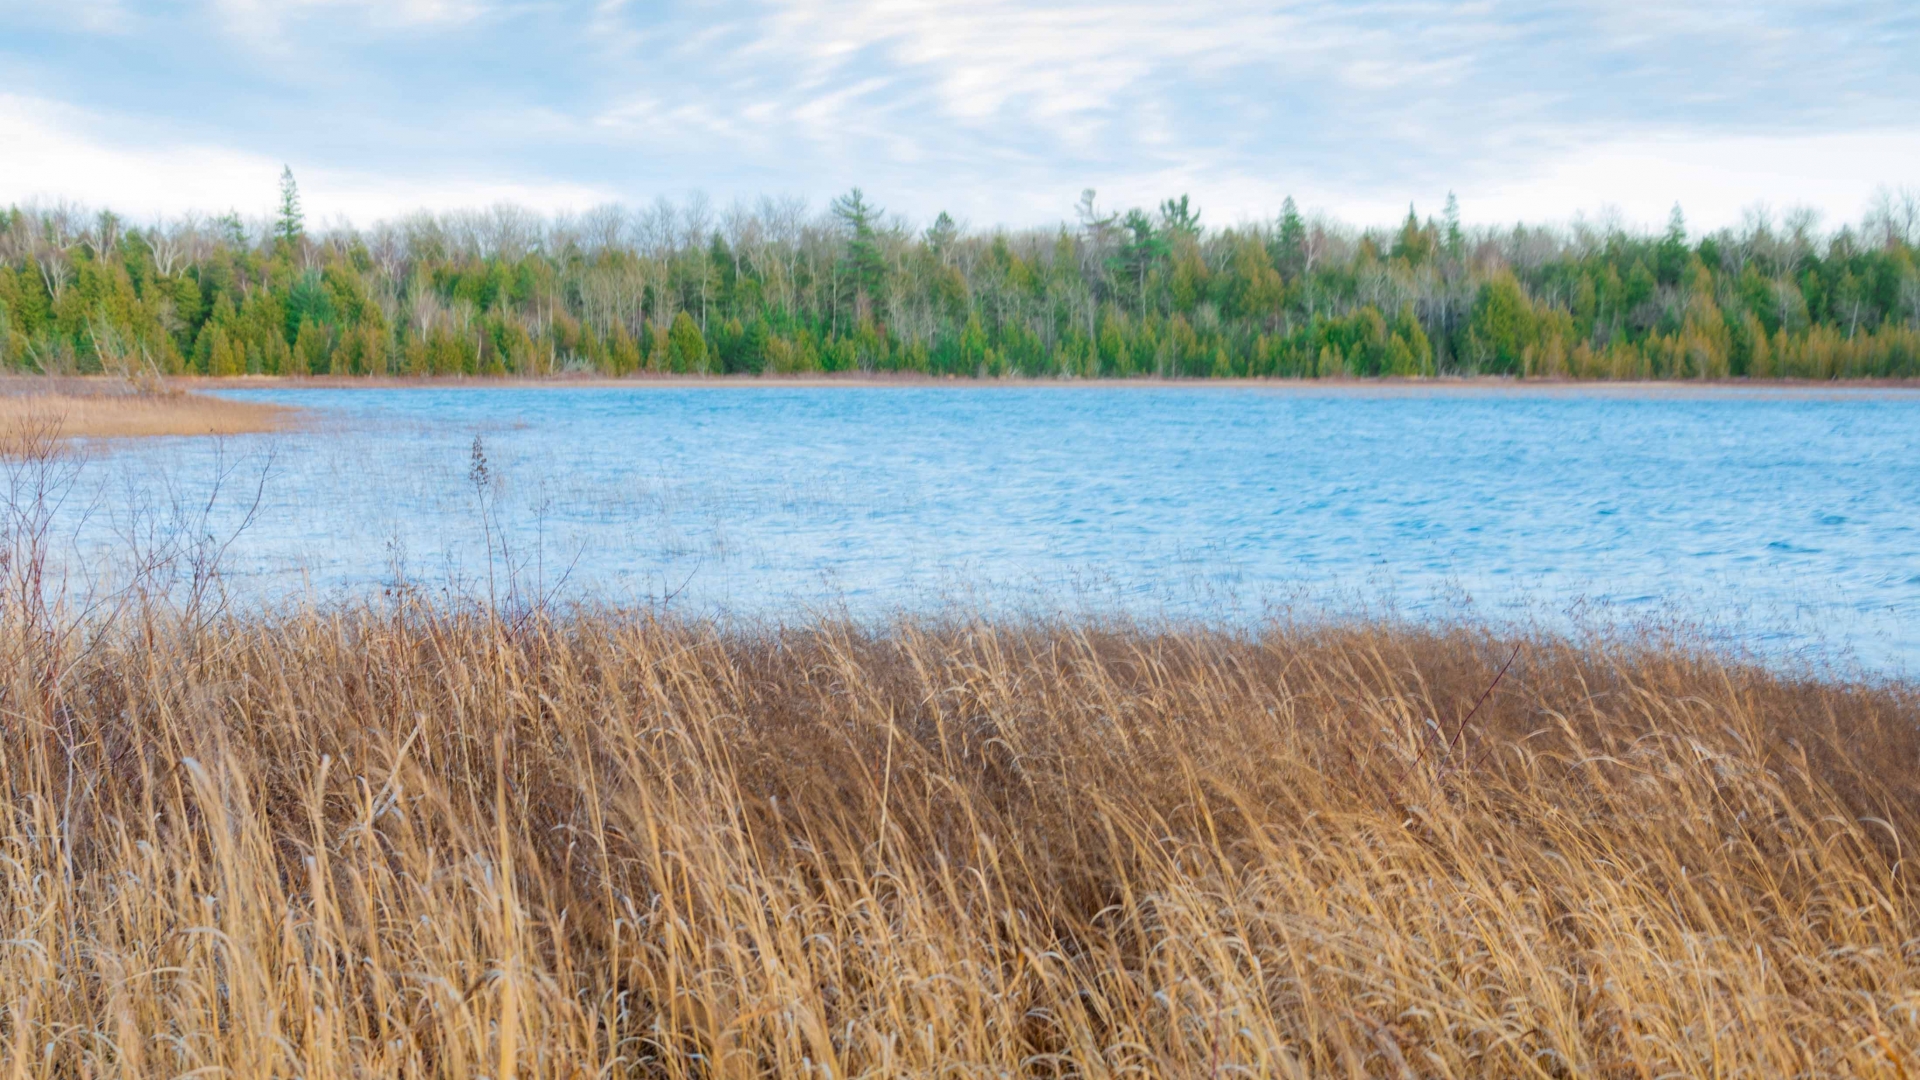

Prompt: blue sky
xmin=2 ymin=0 xmax=1916 ymax=232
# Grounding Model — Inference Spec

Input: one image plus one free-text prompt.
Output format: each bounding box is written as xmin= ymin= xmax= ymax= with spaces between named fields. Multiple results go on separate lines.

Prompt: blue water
xmin=55 ymin=384 xmax=1920 ymax=671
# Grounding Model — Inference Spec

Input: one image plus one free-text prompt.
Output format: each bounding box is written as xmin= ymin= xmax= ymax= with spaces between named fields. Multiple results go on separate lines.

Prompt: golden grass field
xmin=2 ymin=595 xmax=1916 ymax=1078
xmin=0 ymin=378 xmax=291 ymax=440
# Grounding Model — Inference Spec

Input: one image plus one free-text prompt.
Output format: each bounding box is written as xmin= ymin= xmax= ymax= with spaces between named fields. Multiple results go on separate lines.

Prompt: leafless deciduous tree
xmin=145 ymin=214 xmax=209 ymax=277
xmin=1865 ymin=186 xmax=1920 ymax=249
xmin=579 ymin=204 xmax=627 ymax=256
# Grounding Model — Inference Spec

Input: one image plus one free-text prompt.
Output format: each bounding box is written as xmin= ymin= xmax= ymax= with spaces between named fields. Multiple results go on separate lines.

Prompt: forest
xmin=1 ymin=170 xmax=1917 ymax=381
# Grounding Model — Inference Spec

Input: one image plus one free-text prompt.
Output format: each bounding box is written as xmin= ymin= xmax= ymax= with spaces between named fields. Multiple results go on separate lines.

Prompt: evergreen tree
xmin=1443 ymin=192 xmax=1464 ymax=261
xmin=276 ymin=166 xmax=305 ymax=253
xmin=294 ymin=317 xmax=329 ymax=374
xmin=217 ymin=211 xmax=248 ymax=248
xmin=1469 ymin=272 xmax=1536 ymax=372
xmin=1120 ymin=209 xmax=1166 ymax=314
xmin=831 ymin=188 xmax=886 ymax=316
xmin=1657 ymin=204 xmax=1690 ymax=286
xmin=1158 ymin=195 xmax=1201 ymax=238
xmin=925 ymin=211 xmax=958 ymax=259
xmin=209 ymin=328 xmax=242 ymax=376
xmin=668 ymin=311 xmax=706 ymax=372
xmin=1276 ymin=197 xmax=1307 ymax=278
xmin=1391 ymin=204 xmax=1433 ymax=265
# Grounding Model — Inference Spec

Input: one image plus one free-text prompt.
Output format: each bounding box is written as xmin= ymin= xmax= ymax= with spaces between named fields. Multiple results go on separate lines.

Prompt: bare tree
xmin=368 ymin=222 xmax=406 ymax=283
xmin=31 ymin=205 xmax=82 ymax=302
xmin=79 ymin=210 xmax=123 ymax=265
xmin=1783 ymin=205 xmax=1823 ymax=269
xmin=1865 ymin=186 xmax=1920 ymax=249
xmin=638 ymin=197 xmax=677 ymax=258
xmin=681 ymin=192 xmax=715 ymax=330
xmin=579 ymin=203 xmax=628 ymax=257
xmin=0 ymin=210 xmax=27 ymax=266
xmin=482 ymin=203 xmax=541 ymax=261
xmin=401 ymin=211 xmax=448 ymax=265
xmin=722 ymin=198 xmax=757 ymax=283
xmin=680 ymin=191 xmax=713 ymax=251
xmin=762 ymin=195 xmax=808 ymax=315
xmin=146 ymin=214 xmax=205 ymax=277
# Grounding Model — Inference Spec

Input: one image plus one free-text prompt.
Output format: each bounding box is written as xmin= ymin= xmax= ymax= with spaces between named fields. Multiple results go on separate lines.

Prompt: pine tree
xmin=217 ymin=211 xmax=248 ymax=249
xmin=1392 ymin=204 xmax=1433 ymax=265
xmin=831 ymin=188 xmax=887 ymax=318
xmin=1443 ymin=192 xmax=1463 ymax=261
xmin=924 ymin=212 xmax=958 ymax=260
xmin=1157 ymin=195 xmax=1201 ymax=239
xmin=1276 ymin=197 xmax=1306 ymax=278
xmin=1121 ymin=209 xmax=1166 ymax=314
xmin=276 ymin=166 xmax=305 ymax=253
xmin=1657 ymin=204 xmax=1690 ymax=286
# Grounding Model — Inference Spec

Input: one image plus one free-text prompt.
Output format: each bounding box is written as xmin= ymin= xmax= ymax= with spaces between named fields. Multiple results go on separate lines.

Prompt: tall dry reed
xmin=2 ymin=590 xmax=1916 ymax=1078
xmin=0 ymin=406 xmax=1914 ymax=1077
xmin=0 ymin=377 xmax=290 ymax=440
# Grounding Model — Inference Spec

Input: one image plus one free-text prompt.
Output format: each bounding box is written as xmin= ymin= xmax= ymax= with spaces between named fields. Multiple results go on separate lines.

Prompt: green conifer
xmin=276 ymin=167 xmax=305 ymax=253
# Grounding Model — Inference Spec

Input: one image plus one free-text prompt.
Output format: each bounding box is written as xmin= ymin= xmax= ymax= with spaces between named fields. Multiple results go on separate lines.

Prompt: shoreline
xmin=2 ymin=371 xmax=1912 ymax=442
xmin=175 ymin=372 xmax=1920 ymax=396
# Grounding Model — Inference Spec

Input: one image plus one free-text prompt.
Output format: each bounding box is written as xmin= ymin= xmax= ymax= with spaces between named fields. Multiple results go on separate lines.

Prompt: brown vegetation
xmin=2 ymin=588 xmax=1917 ymax=1077
xmin=0 ymin=377 xmax=291 ymax=440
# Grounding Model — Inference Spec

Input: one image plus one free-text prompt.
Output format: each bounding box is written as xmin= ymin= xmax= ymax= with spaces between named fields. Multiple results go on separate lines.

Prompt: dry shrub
xmin=0 ymin=597 xmax=1916 ymax=1078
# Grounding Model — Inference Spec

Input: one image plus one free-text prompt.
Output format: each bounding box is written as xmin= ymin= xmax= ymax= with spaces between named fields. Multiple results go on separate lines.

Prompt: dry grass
xmin=0 ymin=378 xmax=291 ymax=440
xmin=1 ymin=593 xmax=1916 ymax=1078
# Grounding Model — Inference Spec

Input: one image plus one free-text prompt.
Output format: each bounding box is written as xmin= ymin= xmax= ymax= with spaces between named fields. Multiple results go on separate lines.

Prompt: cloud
xmin=0 ymin=94 xmax=276 ymax=218
xmin=0 ymin=0 xmax=132 ymax=33
xmin=0 ymin=0 xmax=1914 ymax=230
xmin=213 ymin=0 xmax=492 ymax=39
xmin=1462 ymin=128 xmax=1920 ymax=233
xmin=0 ymin=94 xmax=615 ymax=224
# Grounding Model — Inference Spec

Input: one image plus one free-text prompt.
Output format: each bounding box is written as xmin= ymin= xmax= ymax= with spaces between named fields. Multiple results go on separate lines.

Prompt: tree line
xmin=2 ymin=169 xmax=1917 ymax=381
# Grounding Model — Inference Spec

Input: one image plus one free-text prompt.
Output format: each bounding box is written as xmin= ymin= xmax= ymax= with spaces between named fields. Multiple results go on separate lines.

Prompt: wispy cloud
xmin=0 ymin=0 xmax=136 ymax=33
xmin=0 ymin=0 xmax=1914 ymax=229
xmin=212 ymin=0 xmax=494 ymax=41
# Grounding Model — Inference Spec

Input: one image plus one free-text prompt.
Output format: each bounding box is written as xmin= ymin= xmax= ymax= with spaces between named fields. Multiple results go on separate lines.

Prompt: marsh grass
xmin=1 ymin=589 xmax=1917 ymax=1077
xmin=1 ymin=423 xmax=1917 ymax=1079
xmin=0 ymin=377 xmax=291 ymax=440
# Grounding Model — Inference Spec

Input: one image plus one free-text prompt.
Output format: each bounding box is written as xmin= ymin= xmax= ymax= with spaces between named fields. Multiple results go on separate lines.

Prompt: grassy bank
xmin=2 ymin=600 xmax=1916 ymax=1077
xmin=0 ymin=376 xmax=292 ymax=440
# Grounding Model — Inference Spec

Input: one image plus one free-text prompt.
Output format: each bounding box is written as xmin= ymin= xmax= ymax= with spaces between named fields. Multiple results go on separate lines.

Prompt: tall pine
xmin=276 ymin=166 xmax=305 ymax=254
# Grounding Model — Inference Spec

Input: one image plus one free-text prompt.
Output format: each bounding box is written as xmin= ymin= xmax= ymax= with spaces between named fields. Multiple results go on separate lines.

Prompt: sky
xmin=1 ymin=0 xmax=1917 ymax=234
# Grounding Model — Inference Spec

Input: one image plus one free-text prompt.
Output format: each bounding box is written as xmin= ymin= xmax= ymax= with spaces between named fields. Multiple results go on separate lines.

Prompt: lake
xmin=49 ymin=383 xmax=1920 ymax=672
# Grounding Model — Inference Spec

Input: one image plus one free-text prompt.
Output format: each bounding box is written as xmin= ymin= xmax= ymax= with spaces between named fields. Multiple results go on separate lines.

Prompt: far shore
xmin=1 ymin=372 xmax=1914 ymax=445
xmin=177 ymin=372 xmax=1920 ymax=396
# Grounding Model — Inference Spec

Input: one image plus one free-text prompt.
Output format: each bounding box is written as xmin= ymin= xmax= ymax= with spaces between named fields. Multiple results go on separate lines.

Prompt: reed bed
xmin=0 ymin=378 xmax=290 ymax=440
xmin=1 ymin=593 xmax=1916 ymax=1079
